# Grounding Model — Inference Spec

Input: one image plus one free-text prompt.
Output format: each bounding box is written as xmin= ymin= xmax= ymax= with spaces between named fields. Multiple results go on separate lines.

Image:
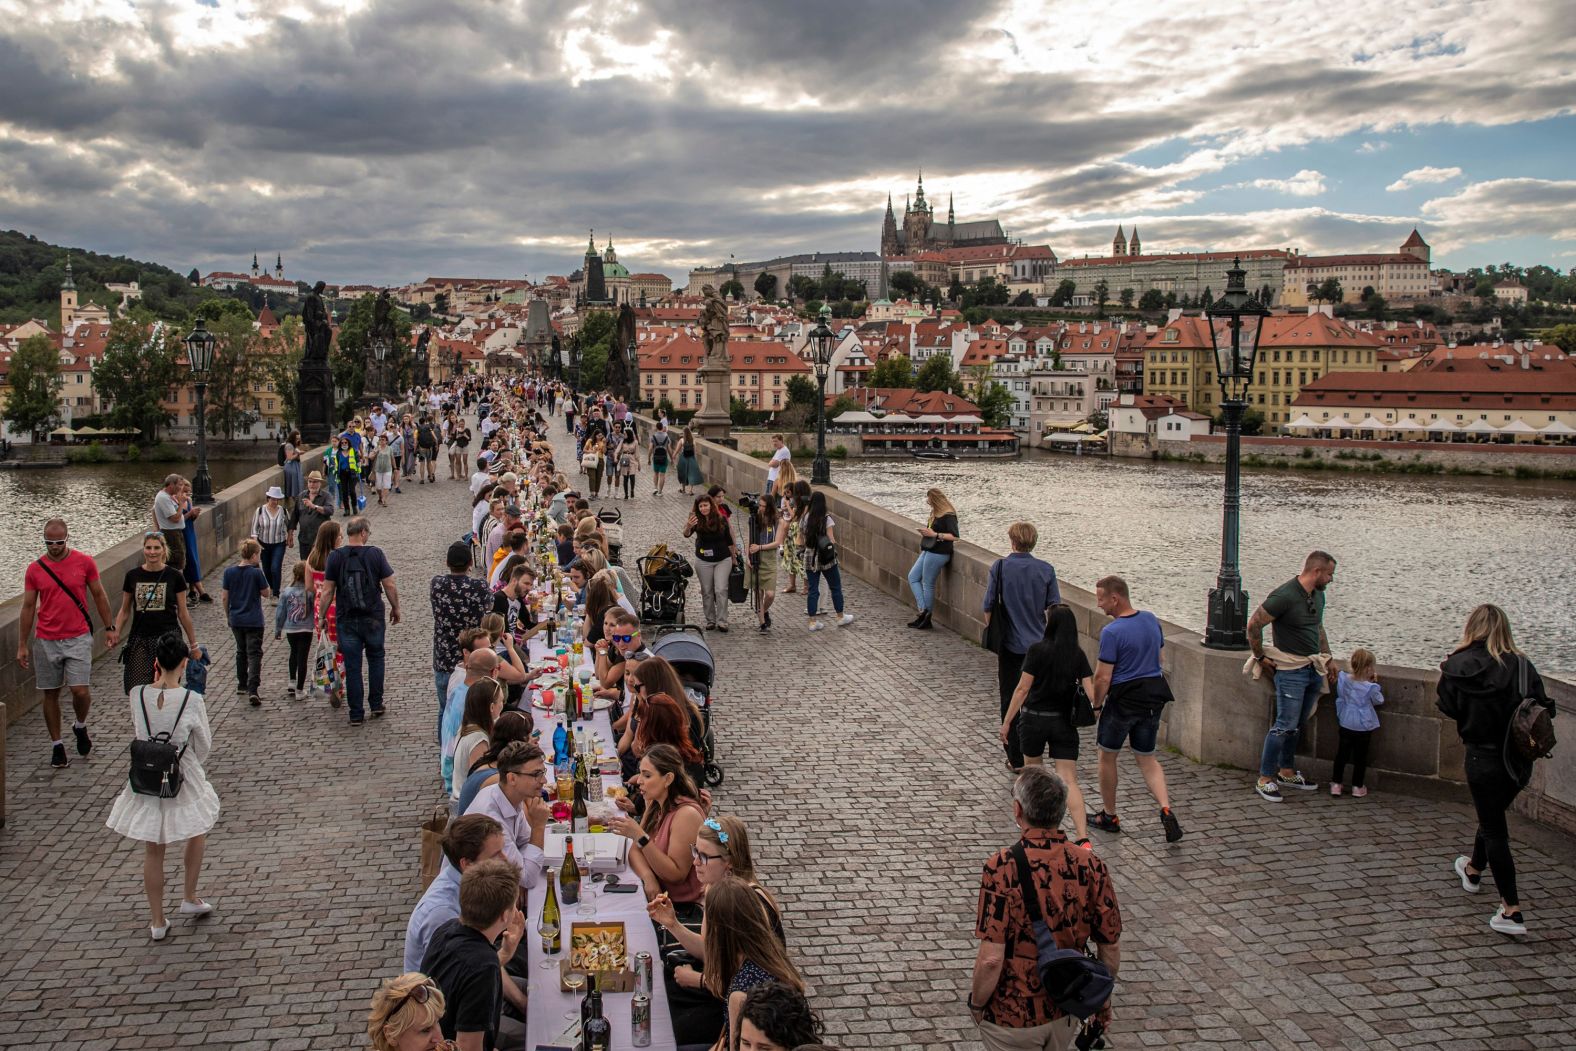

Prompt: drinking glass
xmin=537 ymin=922 xmax=560 ymax=970
xmin=563 ymin=970 xmax=586 ymax=1019
xmin=577 ymin=840 xmax=599 ymax=916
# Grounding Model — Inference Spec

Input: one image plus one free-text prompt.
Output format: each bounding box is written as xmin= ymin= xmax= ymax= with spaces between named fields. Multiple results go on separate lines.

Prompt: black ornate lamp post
xmin=184 ymin=317 xmax=217 ymax=505
xmin=808 ymin=305 xmax=836 ymax=485
xmin=1203 ymin=257 xmax=1270 ymax=649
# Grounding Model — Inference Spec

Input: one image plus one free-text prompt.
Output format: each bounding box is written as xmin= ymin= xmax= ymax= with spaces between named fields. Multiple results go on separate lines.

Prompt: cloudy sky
xmin=2 ymin=0 xmax=1573 ymax=286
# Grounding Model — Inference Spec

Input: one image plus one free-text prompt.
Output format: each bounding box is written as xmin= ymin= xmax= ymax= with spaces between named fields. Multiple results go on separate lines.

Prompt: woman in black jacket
xmin=1436 ymin=604 xmax=1555 ymax=937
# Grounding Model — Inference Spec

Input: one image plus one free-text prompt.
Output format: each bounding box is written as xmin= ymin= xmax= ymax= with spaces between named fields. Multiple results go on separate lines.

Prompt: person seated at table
xmin=489 ymin=536 xmax=527 ymax=589
xmin=419 ymin=857 xmax=527 ymax=1051
xmin=620 ymin=657 xmax=708 ymax=779
xmin=650 ymin=815 xmax=784 ymax=1043
xmin=580 ymin=551 xmax=639 ymax=611
xmin=596 ymin=609 xmax=651 ymax=713
xmin=634 ymin=692 xmax=707 ymax=791
xmin=450 ymin=678 xmax=505 ymax=802
xmin=564 ymin=560 xmax=589 ymax=606
xmin=445 ymin=628 xmax=489 ymax=698
xmin=491 ymin=565 xmax=541 ymax=641
xmin=608 ymin=744 xmax=707 ymax=916
xmin=694 ymin=877 xmax=806 ymax=1051
xmin=367 ymin=972 xmax=450 ymax=1051
xmin=738 ymin=981 xmax=826 ymax=1051
xmin=583 ymin=575 xmax=620 ymax=648
xmin=441 ymin=647 xmax=517 ymax=784
xmin=403 ymin=814 xmax=505 ymax=972
xmin=454 ymin=711 xmax=535 ymax=817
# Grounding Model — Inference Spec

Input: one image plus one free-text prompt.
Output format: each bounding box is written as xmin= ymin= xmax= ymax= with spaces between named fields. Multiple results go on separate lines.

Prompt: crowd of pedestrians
xmin=10 ymin=364 xmax=1560 ymax=1051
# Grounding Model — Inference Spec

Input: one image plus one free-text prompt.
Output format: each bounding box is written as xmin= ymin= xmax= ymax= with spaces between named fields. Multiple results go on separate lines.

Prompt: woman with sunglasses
xmin=113 ymin=532 xmax=200 ymax=693
xmin=367 ymin=973 xmax=453 ymax=1051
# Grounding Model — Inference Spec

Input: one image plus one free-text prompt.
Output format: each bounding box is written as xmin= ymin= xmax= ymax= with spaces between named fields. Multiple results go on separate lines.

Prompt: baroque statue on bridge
xmin=700 ymin=284 xmax=730 ymax=366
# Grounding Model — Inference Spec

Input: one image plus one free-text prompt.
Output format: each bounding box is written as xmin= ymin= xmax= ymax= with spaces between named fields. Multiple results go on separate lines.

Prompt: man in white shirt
xmin=152 ymin=473 xmax=188 ymax=572
xmin=766 ymin=434 xmax=791 ymax=495
xmin=462 ymin=741 xmax=551 ymax=891
xmin=369 ymin=408 xmax=388 ymax=435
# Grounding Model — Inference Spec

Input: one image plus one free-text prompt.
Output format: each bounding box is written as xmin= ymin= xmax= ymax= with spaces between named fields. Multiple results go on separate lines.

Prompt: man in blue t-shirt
xmin=1089 ymin=575 xmax=1183 ymax=843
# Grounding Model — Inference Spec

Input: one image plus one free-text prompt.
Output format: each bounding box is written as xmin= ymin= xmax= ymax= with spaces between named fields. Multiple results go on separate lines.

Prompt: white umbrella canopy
xmin=1498 ymin=419 xmax=1538 ymax=434
xmin=1319 ymin=415 xmax=1355 ymax=430
xmin=1540 ymin=419 xmax=1576 ymax=435
xmin=1284 ymin=414 xmax=1318 ymax=431
xmin=1355 ymin=415 xmax=1390 ymax=430
xmin=1460 ymin=419 xmax=1501 ymax=434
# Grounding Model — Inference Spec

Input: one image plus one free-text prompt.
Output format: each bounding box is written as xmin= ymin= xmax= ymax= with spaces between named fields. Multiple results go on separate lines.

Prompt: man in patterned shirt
xmin=430 ymin=541 xmax=494 ymax=741
xmin=971 ymin=767 xmax=1122 ymax=1050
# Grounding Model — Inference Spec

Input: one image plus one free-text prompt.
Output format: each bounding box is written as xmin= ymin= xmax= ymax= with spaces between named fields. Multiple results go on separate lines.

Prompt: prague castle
xmin=880 ymin=171 xmax=1008 ymax=258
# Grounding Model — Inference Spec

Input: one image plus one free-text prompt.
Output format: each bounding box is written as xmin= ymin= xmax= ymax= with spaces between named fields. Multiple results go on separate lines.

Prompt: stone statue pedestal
xmin=692 ymin=359 xmax=733 ymax=441
xmin=298 ymin=361 xmax=335 ymax=444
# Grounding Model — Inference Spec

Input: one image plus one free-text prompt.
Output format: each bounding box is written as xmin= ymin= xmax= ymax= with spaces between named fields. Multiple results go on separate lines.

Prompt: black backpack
xmin=1010 ymin=842 xmax=1114 ymax=1020
xmin=129 ymin=687 xmax=192 ymax=798
xmin=336 ymin=547 xmax=378 ymax=616
xmin=1505 ymin=656 xmax=1556 ymax=780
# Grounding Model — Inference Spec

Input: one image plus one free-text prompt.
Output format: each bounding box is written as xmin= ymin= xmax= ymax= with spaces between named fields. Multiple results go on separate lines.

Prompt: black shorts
xmin=1018 ymin=707 xmax=1079 ymax=761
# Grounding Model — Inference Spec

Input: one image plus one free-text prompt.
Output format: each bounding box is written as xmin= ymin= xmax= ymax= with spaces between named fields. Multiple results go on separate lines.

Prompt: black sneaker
xmin=73 ymin=724 xmax=92 ymax=757
xmin=370 ymin=707 xmax=386 ymax=719
xmin=349 ymin=716 xmax=365 ymax=726
xmin=51 ymin=743 xmax=70 ymax=769
xmin=248 ymin=693 xmax=261 ymax=708
xmin=1160 ymin=807 xmax=1184 ymax=843
xmin=1089 ymin=810 xmax=1122 ymax=833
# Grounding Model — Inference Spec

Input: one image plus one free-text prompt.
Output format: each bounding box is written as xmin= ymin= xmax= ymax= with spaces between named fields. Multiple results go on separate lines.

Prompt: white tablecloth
xmin=522 ymin=666 xmax=675 ymax=1050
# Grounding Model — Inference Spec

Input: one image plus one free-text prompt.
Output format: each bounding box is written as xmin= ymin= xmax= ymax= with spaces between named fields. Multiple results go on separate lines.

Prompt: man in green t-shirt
xmin=1246 ymin=551 xmax=1337 ymax=803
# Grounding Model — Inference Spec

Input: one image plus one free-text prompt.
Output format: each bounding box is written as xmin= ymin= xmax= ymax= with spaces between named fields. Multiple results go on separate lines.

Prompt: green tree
xmin=1360 ymin=285 xmax=1376 ymax=301
xmin=574 ymin=309 xmax=618 ymax=391
xmin=260 ymin=316 xmax=304 ymax=427
xmin=1200 ymin=286 xmax=1215 ymax=308
xmin=1012 ymin=290 xmax=1036 ymax=307
xmin=202 ymin=313 xmax=267 ymax=438
xmin=186 ymin=268 xmax=200 ymax=285
xmin=719 ymin=279 xmax=745 ymax=300
xmin=889 ymin=271 xmax=923 ymax=299
xmin=1474 ymin=278 xmax=1496 ymax=300
xmin=947 ymin=278 xmax=964 ymax=303
xmin=433 ymin=291 xmax=450 ymax=314
xmin=1086 ymin=408 xmax=1109 ymax=432
xmin=3 ymin=333 xmax=62 ymax=439
xmin=972 ymin=378 xmax=1016 ymax=429
xmin=785 ymin=374 xmax=819 ymax=409
xmin=1137 ymin=289 xmax=1165 ymax=312
xmin=803 ymin=299 xmax=824 ymax=317
xmin=1366 ymin=293 xmax=1389 ymax=320
xmin=1312 ymin=277 xmax=1342 ymax=305
xmin=1093 ymin=280 xmax=1110 ymax=318
xmin=1543 ymin=323 xmax=1576 ymax=353
xmin=1119 ymin=287 xmax=1134 ymax=309
xmin=1050 ymin=279 xmax=1076 ymax=307
xmin=787 ymin=275 xmax=818 ymax=302
xmin=868 ymin=354 xmax=915 ymax=388
xmin=753 ymin=272 xmax=777 ymax=300
xmin=92 ymin=318 xmax=180 ymax=441
xmin=914 ymin=353 xmax=961 ymax=394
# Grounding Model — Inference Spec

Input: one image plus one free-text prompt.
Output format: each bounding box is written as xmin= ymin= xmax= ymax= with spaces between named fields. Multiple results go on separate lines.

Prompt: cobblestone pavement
xmin=3 ymin=422 xmax=1575 ymax=1051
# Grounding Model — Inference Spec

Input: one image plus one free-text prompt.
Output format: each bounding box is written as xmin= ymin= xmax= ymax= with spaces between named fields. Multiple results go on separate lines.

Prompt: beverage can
xmin=634 ymin=951 xmax=652 ymax=995
xmin=631 ymin=994 xmax=651 ymax=1046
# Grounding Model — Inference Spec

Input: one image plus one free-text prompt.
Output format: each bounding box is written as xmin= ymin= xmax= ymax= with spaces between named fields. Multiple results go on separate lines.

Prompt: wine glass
xmin=563 ymin=969 xmax=587 ymax=1019
xmin=537 ymin=918 xmax=560 ymax=970
xmin=577 ymin=840 xmax=599 ymax=917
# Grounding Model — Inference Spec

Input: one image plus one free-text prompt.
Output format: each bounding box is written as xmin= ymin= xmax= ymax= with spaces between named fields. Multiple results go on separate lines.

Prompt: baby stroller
xmin=638 ymin=549 xmax=692 ymax=625
xmin=649 ymin=625 xmax=723 ymax=787
xmin=597 ymin=507 xmax=624 ymax=566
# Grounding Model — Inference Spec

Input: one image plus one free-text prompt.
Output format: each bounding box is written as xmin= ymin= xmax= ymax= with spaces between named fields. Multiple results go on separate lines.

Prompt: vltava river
xmin=835 ymin=453 xmax=1576 ymax=681
xmin=0 ymin=459 xmax=276 ymax=599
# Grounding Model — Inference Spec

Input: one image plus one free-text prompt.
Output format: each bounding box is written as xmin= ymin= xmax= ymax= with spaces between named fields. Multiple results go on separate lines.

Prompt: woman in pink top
xmin=609 ymin=743 xmax=707 ymax=914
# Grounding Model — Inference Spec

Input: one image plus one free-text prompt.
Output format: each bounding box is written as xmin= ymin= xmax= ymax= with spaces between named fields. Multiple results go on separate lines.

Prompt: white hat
xmin=265 ymin=485 xmax=285 ymax=499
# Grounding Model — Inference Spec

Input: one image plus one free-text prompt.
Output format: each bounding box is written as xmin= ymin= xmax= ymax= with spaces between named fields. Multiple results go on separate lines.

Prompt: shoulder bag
xmin=1009 ymin=842 xmax=1114 ymax=1020
xmin=983 ymin=560 xmax=1008 ymax=655
xmin=1504 ymin=655 xmax=1556 ymax=783
xmin=34 ymin=557 xmax=94 ymax=634
xmin=128 ymin=687 xmax=192 ymax=799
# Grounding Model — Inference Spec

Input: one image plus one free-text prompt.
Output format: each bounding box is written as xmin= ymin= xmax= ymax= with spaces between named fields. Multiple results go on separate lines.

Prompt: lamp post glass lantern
xmin=808 ymin=306 xmax=836 ymax=485
xmin=184 ymin=317 xmax=217 ymax=505
xmin=1203 ymin=257 xmax=1269 ymax=649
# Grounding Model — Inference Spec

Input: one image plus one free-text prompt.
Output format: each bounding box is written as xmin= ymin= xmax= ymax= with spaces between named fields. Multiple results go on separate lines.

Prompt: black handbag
xmin=728 ymin=556 xmax=748 ymax=603
xmin=983 ymin=560 xmax=1009 ymax=654
xmin=128 ymin=687 xmax=192 ymax=799
xmin=1071 ymin=680 xmax=1097 ymax=728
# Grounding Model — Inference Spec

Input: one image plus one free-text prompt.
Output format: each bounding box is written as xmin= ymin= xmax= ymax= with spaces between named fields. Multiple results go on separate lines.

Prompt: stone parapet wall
xmin=671 ymin=417 xmax=1576 ymax=836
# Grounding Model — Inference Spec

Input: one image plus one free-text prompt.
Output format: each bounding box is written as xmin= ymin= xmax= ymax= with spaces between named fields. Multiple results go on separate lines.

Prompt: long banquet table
xmin=521 ymin=639 xmax=675 ymax=1050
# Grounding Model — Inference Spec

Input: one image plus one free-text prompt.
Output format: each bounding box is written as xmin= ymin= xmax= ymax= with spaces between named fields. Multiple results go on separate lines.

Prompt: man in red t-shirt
xmin=17 ymin=518 xmax=118 ymax=769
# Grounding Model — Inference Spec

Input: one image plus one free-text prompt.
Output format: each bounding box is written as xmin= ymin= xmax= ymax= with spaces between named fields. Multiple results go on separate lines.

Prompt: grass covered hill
xmin=0 ymin=229 xmax=222 ymax=325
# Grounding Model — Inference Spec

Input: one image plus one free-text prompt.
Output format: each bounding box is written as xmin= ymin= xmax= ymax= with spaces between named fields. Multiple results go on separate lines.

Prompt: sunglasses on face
xmin=43 ymin=538 xmax=67 ymax=547
xmin=611 ymin=633 xmax=638 ymax=644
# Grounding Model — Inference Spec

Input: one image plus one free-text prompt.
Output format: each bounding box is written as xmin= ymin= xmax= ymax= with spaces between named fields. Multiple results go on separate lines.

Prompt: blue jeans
xmin=907 ymin=551 xmax=950 ymax=611
xmin=337 ymin=615 xmax=386 ymax=720
xmin=806 ymin=565 xmax=844 ymax=617
xmin=435 ymin=670 xmax=452 ymax=742
xmin=1259 ymin=664 xmax=1324 ymax=778
xmin=260 ymin=541 xmax=286 ymax=596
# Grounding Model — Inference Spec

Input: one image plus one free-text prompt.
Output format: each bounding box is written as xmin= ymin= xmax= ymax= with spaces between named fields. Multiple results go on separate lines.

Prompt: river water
xmin=835 ymin=453 xmax=1576 ymax=681
xmin=0 ymin=460 xmax=276 ymax=599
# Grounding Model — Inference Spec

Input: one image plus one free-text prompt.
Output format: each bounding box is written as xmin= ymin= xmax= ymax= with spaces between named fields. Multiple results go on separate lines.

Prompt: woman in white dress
xmin=106 ymin=631 xmax=221 ymax=941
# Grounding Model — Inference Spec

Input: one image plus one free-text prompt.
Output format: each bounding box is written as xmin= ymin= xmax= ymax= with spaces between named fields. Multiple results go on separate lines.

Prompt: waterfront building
xmin=880 ymin=172 xmax=1008 ymax=257
xmin=1290 ymin=346 xmax=1576 ymax=440
xmin=1280 ymin=229 xmax=1435 ymax=306
xmin=1056 ymin=232 xmax=1290 ymax=304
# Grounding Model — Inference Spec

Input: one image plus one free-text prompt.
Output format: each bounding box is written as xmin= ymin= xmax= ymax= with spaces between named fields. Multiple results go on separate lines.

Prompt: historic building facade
xmin=880 ymin=172 xmax=1008 ymax=258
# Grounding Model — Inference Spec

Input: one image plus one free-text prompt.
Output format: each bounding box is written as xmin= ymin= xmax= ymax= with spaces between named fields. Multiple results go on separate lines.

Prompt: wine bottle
xmin=564 ymin=719 xmax=576 ymax=761
xmin=540 ymin=872 xmax=561 ymax=954
xmin=560 ymin=836 xmax=581 ymax=905
xmin=572 ymin=776 xmax=589 ymax=835
xmin=580 ymin=973 xmax=599 ymax=1035
xmin=583 ymin=978 xmax=613 ymax=1051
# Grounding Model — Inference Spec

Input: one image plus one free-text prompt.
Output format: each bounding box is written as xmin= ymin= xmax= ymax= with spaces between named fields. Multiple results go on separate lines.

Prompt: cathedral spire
xmin=914 ymin=168 xmax=927 ymax=210
xmin=587 ymin=229 xmax=596 ymax=256
xmin=948 ymin=193 xmax=955 ymax=226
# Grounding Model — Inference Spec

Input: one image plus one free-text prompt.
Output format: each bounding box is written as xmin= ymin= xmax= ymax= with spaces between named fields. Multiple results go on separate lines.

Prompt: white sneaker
xmin=1278 ymin=771 xmax=1318 ymax=791
xmin=1255 ymin=780 xmax=1283 ymax=802
xmin=837 ymin=613 xmax=855 ymax=627
xmin=1489 ymin=908 xmax=1526 ymax=936
xmin=179 ymin=899 xmax=213 ymax=917
xmin=150 ymin=923 xmax=170 ymax=941
xmin=808 ymin=621 xmax=825 ymax=632
xmin=1453 ymin=856 xmax=1482 ymax=894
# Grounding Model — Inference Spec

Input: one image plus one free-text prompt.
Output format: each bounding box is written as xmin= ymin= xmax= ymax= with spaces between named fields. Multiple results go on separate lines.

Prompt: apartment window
xmin=1299 ymin=371 xmax=1308 ymax=386
xmin=773 ymin=375 xmax=781 ymax=386
xmin=1257 ymin=371 xmax=1265 ymax=385
xmin=1257 ymin=394 xmax=1266 ymax=405
xmin=1342 ymin=351 xmax=1350 ymax=364
xmin=679 ymin=390 xmax=688 ymax=406
xmin=1311 ymin=351 xmax=1319 ymax=362
xmin=1300 ymin=350 xmax=1308 ymax=362
xmin=1273 ymin=351 xmax=1281 ymax=363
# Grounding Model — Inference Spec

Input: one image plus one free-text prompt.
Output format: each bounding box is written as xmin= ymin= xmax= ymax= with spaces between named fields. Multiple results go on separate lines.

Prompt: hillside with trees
xmin=0 ymin=229 xmax=227 ymax=324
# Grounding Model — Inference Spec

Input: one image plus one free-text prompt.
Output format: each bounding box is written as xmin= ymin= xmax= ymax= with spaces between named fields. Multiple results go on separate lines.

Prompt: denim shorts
xmin=1018 ymin=708 xmax=1080 ymax=761
xmin=1096 ymin=699 xmax=1162 ymax=755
